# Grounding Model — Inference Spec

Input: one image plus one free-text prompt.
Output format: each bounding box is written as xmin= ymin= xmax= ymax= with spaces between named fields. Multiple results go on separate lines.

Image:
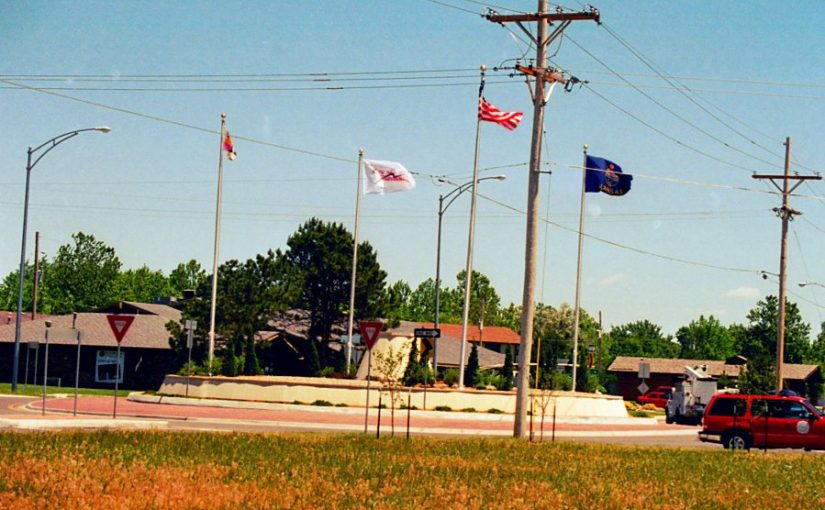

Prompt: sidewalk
xmin=3 ymin=393 xmax=700 ymax=438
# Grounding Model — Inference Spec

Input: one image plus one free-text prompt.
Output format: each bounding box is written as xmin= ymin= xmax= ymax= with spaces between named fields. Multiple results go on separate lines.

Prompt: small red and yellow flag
xmin=223 ymin=132 xmax=237 ymax=161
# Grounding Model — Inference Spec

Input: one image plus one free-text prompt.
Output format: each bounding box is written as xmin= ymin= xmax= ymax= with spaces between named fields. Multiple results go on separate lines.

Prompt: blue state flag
xmin=584 ymin=155 xmax=632 ymax=196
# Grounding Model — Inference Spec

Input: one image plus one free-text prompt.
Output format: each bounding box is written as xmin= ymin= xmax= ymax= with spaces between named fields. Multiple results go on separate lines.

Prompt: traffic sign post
xmin=184 ymin=320 xmax=197 ymax=398
xmin=359 ymin=321 xmax=384 ymax=434
xmin=106 ymin=315 xmax=135 ymax=418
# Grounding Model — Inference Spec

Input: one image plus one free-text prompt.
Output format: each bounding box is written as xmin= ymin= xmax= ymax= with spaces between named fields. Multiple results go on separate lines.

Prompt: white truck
xmin=665 ymin=365 xmax=720 ymax=425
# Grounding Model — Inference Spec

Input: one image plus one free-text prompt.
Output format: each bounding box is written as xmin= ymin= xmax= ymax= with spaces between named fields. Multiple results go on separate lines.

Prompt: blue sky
xmin=2 ymin=1 xmax=825 ymax=336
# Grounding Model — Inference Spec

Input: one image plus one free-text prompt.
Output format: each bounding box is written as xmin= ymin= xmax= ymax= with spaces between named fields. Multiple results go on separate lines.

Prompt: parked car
xmin=637 ymin=387 xmax=673 ymax=409
xmin=699 ymin=393 xmax=825 ymax=450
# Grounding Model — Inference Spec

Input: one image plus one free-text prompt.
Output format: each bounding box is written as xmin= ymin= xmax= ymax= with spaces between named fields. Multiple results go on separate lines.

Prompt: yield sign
xmin=106 ymin=315 xmax=135 ymax=345
xmin=358 ymin=321 xmax=383 ymax=350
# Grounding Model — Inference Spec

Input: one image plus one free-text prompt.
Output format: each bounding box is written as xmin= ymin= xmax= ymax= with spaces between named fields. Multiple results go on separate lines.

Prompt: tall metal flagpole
xmin=208 ymin=113 xmax=227 ymax=373
xmin=347 ymin=149 xmax=365 ymax=374
xmin=571 ymin=145 xmax=588 ymax=391
xmin=458 ymin=65 xmax=487 ymax=389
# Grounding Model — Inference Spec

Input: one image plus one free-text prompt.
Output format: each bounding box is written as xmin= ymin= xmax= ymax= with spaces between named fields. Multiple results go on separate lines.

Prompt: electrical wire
xmin=564 ymin=34 xmax=781 ymax=172
xmin=421 ymin=0 xmax=481 ymax=15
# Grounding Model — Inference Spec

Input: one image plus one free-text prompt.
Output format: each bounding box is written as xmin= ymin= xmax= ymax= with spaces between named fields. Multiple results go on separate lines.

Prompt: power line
xmin=564 ymin=34 xmax=781 ymax=172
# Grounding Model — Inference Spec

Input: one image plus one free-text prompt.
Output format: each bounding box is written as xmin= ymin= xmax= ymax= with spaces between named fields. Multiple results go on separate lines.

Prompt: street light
xmin=433 ymin=175 xmax=506 ymax=374
xmin=12 ymin=126 xmax=111 ymax=393
xmin=798 ymin=281 xmax=825 ymax=289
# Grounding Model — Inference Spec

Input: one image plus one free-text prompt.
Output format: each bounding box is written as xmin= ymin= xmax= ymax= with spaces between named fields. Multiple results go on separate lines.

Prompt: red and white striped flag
xmin=478 ymin=98 xmax=523 ymax=131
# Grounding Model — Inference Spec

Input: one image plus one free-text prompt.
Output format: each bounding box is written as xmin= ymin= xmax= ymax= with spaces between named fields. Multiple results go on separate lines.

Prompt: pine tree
xmin=465 ymin=343 xmax=480 ymax=388
xmin=501 ymin=347 xmax=514 ymax=391
xmin=403 ymin=339 xmax=420 ymax=386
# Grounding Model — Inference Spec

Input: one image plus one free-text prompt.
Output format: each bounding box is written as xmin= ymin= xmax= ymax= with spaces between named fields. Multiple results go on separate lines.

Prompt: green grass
xmin=0 ymin=383 xmax=129 ymax=397
xmin=0 ymin=431 xmax=822 ymax=509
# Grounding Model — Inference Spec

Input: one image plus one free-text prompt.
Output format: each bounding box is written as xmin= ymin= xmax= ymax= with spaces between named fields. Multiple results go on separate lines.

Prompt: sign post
xmin=185 ymin=320 xmax=197 ymax=398
xmin=41 ymin=328 xmax=50 ymax=416
xmin=106 ymin=315 xmax=135 ymax=419
xmin=73 ymin=329 xmax=83 ymax=416
xmin=359 ymin=320 xmax=383 ymax=434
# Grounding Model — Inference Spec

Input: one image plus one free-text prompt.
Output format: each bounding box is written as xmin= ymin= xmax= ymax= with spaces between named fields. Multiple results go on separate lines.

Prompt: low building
xmin=607 ymin=356 xmax=822 ymax=400
xmin=0 ymin=302 xmax=180 ymax=390
xmin=415 ymin=322 xmax=519 ymax=355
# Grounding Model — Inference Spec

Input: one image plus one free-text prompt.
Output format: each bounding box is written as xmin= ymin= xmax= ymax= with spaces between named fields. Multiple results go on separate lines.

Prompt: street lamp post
xmin=798 ymin=281 xmax=825 ymax=289
xmin=12 ymin=126 xmax=111 ymax=393
xmin=433 ymin=175 xmax=506 ymax=374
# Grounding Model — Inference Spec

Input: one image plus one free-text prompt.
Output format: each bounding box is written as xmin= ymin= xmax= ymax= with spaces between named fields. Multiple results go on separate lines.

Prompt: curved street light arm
xmin=440 ymin=175 xmax=507 ymax=214
xmin=29 ymin=127 xmax=111 ymax=169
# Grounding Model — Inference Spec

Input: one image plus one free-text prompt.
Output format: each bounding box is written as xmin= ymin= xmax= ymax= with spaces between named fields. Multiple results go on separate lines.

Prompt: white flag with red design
xmin=362 ymin=159 xmax=416 ymax=195
xmin=478 ymin=98 xmax=523 ymax=131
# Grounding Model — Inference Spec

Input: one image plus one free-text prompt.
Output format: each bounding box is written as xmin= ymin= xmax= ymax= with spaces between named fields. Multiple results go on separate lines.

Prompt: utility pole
xmin=487 ymin=1 xmax=599 ymax=438
xmin=752 ymin=137 xmax=820 ymax=389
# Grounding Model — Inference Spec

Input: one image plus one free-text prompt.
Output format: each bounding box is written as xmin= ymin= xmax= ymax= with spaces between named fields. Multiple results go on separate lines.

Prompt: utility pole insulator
xmin=515 ymin=65 xmax=567 ymax=84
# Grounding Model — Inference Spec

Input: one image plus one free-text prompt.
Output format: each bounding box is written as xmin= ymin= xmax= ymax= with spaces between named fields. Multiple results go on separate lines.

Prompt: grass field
xmin=0 ymin=383 xmax=129 ymax=397
xmin=1 ymin=431 xmax=823 ymax=509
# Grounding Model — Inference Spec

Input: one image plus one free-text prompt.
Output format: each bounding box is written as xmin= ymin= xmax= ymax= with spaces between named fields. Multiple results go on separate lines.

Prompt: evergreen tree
xmin=501 ymin=347 xmax=514 ymax=391
xmin=465 ymin=343 xmax=480 ymax=387
xmin=403 ymin=338 xmax=420 ymax=386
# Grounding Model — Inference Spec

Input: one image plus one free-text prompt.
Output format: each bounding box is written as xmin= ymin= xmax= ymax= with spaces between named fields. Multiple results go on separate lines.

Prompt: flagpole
xmin=458 ymin=65 xmax=486 ymax=390
xmin=207 ymin=113 xmax=226 ymax=374
xmin=347 ymin=149 xmax=365 ymax=374
xmin=571 ymin=144 xmax=588 ymax=391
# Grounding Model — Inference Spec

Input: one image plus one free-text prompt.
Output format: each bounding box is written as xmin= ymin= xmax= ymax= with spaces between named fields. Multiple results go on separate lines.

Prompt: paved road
xmin=0 ymin=393 xmax=714 ymax=448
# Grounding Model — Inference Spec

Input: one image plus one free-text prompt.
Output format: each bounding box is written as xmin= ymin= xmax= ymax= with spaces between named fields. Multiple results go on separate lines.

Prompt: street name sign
xmin=413 ymin=328 xmax=441 ymax=339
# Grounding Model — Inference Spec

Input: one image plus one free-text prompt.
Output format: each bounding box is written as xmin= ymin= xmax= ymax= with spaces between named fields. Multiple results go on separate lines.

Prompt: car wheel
xmin=723 ymin=432 xmax=749 ymax=450
xmin=665 ymin=412 xmax=674 ymax=424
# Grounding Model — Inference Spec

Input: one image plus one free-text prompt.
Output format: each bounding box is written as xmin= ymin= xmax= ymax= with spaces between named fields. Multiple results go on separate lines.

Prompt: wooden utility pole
xmin=486 ymin=1 xmax=600 ymax=438
xmin=752 ymin=137 xmax=820 ymax=389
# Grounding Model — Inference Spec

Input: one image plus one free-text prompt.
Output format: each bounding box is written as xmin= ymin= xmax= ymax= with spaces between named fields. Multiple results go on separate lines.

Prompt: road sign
xmin=638 ymin=381 xmax=649 ymax=395
xmin=359 ymin=321 xmax=383 ymax=350
xmin=638 ymin=361 xmax=650 ymax=379
xmin=106 ymin=315 xmax=135 ymax=345
xmin=413 ymin=327 xmax=441 ymax=339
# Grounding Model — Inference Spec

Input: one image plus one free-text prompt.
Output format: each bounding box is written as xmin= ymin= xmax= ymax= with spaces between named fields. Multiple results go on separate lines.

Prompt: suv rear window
xmin=707 ymin=397 xmax=747 ymax=417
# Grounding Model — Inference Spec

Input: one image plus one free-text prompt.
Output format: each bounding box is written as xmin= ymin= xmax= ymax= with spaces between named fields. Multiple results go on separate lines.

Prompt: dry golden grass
xmin=0 ymin=431 xmax=823 ymax=509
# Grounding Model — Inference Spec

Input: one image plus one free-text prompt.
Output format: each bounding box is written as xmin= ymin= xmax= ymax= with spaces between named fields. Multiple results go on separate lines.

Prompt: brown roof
xmin=387 ymin=322 xmax=505 ymax=369
xmin=416 ymin=322 xmax=520 ymax=345
xmin=607 ymin=356 xmax=821 ymax=382
xmin=0 ymin=311 xmax=58 ymax=326
xmin=0 ymin=304 xmax=179 ymax=350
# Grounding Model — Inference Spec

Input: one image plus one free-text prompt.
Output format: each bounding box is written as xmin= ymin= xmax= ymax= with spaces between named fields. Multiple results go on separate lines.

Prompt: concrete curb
xmin=0 ymin=418 xmax=168 ymax=431
xmin=130 ymin=393 xmax=659 ymax=426
xmin=177 ymin=416 xmax=698 ymax=438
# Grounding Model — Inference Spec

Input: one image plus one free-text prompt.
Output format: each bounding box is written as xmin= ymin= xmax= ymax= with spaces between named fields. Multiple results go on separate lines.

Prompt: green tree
xmin=465 ymin=343 xmax=480 ymax=388
xmin=279 ymin=218 xmax=387 ymax=368
xmin=169 ymin=259 xmax=208 ymax=296
xmin=500 ymin=347 xmax=514 ymax=391
xmin=0 ymin=260 xmax=52 ymax=313
xmin=407 ymin=278 xmax=438 ymax=322
xmin=115 ymin=265 xmax=173 ymax=303
xmin=607 ymin=320 xmax=679 ymax=359
xmin=169 ymin=251 xmax=287 ymax=376
xmin=45 ymin=232 xmax=121 ymax=313
xmin=675 ymin=315 xmax=735 ymax=360
xmin=403 ymin=337 xmax=421 ymax=386
xmin=385 ymin=280 xmax=412 ymax=327
xmin=455 ymin=270 xmax=501 ymax=327
xmin=742 ymin=295 xmax=811 ymax=363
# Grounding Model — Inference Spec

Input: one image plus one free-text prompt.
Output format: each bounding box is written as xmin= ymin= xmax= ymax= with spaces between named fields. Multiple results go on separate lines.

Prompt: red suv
xmin=700 ymin=393 xmax=824 ymax=450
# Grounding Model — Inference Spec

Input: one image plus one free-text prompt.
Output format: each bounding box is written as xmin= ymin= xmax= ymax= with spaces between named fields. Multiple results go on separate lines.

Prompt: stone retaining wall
xmin=158 ymin=374 xmax=627 ymax=418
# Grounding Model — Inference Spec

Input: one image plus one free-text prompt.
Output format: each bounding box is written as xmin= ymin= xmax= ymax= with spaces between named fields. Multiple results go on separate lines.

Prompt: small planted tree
xmin=403 ymin=338 xmax=420 ymax=386
xmin=374 ymin=344 xmax=406 ymax=436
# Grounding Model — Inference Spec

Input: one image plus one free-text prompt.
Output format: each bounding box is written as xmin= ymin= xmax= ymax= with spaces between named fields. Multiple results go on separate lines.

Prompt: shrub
xmin=461 ymin=408 xmax=477 ymax=413
xmin=434 ymin=405 xmax=452 ymax=412
xmin=291 ymin=400 xmax=305 ymax=405
xmin=629 ymin=409 xmax=652 ymax=418
xmin=334 ymin=403 xmax=348 ymax=407
xmin=488 ymin=408 xmax=504 ymax=414
xmin=443 ymin=369 xmax=460 ymax=387
xmin=316 ymin=367 xmax=334 ymax=378
xmin=311 ymin=400 xmax=333 ymax=407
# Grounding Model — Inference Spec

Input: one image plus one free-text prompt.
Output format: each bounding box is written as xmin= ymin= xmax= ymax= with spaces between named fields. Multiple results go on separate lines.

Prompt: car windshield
xmin=804 ymin=400 xmax=823 ymax=417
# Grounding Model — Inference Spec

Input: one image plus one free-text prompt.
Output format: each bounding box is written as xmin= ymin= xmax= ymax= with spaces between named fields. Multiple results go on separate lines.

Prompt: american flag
xmin=478 ymin=98 xmax=523 ymax=130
